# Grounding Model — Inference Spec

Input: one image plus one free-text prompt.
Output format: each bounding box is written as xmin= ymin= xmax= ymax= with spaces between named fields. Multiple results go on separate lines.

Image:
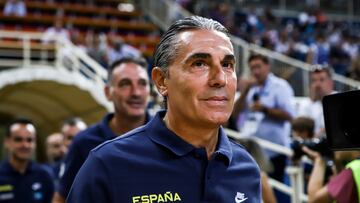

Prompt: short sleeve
xmin=327 ymin=169 xmax=358 ymax=203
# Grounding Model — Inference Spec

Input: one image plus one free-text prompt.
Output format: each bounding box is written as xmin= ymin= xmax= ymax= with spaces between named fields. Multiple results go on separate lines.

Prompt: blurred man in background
xmin=60 ymin=117 xmax=87 ymax=153
xmin=53 ymin=56 xmax=151 ymax=203
xmin=297 ymin=66 xmax=335 ymax=137
xmin=0 ymin=118 xmax=54 ymax=203
xmin=232 ymin=54 xmax=295 ymax=184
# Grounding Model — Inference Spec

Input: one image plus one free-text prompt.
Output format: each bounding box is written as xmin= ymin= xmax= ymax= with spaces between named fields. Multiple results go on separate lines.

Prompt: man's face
xmin=5 ymin=124 xmax=36 ymax=162
xmin=249 ymin=58 xmax=270 ymax=85
xmin=310 ymin=71 xmax=333 ymax=100
xmin=62 ymin=124 xmax=83 ymax=150
xmin=46 ymin=133 xmax=65 ymax=161
xmin=106 ymin=63 xmax=150 ymax=118
xmin=161 ymin=29 xmax=236 ymax=127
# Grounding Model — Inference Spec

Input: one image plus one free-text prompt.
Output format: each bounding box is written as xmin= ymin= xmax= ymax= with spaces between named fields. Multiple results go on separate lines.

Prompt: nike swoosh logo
xmin=237 ymin=197 xmax=248 ymax=203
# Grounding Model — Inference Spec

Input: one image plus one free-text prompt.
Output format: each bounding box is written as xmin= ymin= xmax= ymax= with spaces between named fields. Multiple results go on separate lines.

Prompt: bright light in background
xmin=118 ymin=3 xmax=135 ymax=12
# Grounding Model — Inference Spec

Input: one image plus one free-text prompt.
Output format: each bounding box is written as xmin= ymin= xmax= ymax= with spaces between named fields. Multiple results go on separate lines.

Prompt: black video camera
xmin=291 ymin=137 xmax=333 ymax=160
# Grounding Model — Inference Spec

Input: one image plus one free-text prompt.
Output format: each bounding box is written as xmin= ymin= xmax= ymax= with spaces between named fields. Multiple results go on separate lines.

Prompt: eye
xmin=222 ymin=61 xmax=234 ymax=70
xmin=138 ymin=79 xmax=148 ymax=87
xmin=118 ymin=80 xmax=131 ymax=87
xmin=192 ymin=60 xmax=207 ymax=68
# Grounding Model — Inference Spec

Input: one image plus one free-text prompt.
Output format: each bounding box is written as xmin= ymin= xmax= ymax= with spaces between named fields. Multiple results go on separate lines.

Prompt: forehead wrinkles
xmin=178 ymin=30 xmax=233 ymax=64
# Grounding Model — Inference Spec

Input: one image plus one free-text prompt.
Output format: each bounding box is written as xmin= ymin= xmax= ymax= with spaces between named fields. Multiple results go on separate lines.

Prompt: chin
xmin=127 ymin=109 xmax=146 ymax=118
xmin=204 ymin=112 xmax=230 ymax=125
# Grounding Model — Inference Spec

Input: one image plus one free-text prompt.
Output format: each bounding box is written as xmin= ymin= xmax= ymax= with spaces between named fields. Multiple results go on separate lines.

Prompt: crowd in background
xmin=178 ymin=0 xmax=360 ymax=79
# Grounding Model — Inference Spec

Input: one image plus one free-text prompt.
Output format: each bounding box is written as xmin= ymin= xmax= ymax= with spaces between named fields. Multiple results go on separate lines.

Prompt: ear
xmin=104 ymin=85 xmax=112 ymax=102
xmin=152 ymin=67 xmax=168 ymax=97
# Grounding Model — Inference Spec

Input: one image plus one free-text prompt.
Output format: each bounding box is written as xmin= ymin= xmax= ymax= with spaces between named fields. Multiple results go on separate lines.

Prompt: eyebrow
xmin=185 ymin=53 xmax=211 ymax=63
xmin=222 ymin=55 xmax=236 ymax=63
xmin=185 ymin=53 xmax=235 ymax=63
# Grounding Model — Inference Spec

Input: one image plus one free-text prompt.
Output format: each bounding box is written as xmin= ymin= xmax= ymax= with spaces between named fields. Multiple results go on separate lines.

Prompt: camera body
xmin=291 ymin=137 xmax=333 ymax=160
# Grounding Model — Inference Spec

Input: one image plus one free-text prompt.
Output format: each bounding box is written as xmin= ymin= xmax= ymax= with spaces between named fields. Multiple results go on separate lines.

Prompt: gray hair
xmin=153 ymin=16 xmax=230 ymax=76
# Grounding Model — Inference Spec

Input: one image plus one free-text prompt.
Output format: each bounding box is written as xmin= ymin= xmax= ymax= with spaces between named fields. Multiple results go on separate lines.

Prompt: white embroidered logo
xmin=235 ymin=192 xmax=248 ymax=203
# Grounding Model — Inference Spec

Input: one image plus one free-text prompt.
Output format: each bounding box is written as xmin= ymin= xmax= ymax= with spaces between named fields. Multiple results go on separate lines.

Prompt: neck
xmin=9 ymin=156 xmax=29 ymax=174
xmin=110 ymin=113 xmax=146 ymax=136
xmin=163 ymin=113 xmax=219 ymax=159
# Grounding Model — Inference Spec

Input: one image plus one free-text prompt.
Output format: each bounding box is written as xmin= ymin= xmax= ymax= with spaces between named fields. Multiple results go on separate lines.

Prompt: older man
xmin=67 ymin=16 xmax=260 ymax=203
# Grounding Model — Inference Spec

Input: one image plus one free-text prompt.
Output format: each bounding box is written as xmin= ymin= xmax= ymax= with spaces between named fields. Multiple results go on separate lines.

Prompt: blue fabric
xmin=0 ymin=160 xmax=54 ymax=203
xmin=58 ymin=112 xmax=151 ymax=198
xmin=67 ymin=111 xmax=261 ymax=203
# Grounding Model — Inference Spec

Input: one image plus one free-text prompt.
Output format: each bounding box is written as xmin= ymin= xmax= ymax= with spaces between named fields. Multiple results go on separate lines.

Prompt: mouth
xmin=203 ymin=96 xmax=229 ymax=106
xmin=127 ymin=100 xmax=145 ymax=108
xmin=205 ymin=96 xmax=228 ymax=101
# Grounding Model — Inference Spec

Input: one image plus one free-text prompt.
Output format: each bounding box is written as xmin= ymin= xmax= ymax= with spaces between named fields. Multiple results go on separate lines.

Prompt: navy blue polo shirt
xmin=58 ymin=112 xmax=151 ymax=198
xmin=68 ymin=111 xmax=261 ymax=203
xmin=0 ymin=160 xmax=54 ymax=203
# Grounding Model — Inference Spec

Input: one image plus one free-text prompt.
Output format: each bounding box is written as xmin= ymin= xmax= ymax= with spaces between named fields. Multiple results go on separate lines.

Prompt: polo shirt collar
xmin=100 ymin=111 xmax=152 ymax=139
xmin=147 ymin=111 xmax=233 ymax=165
xmin=216 ymin=126 xmax=233 ymax=165
xmin=100 ymin=113 xmax=118 ymax=140
xmin=147 ymin=111 xmax=194 ymax=156
xmin=4 ymin=159 xmax=33 ymax=175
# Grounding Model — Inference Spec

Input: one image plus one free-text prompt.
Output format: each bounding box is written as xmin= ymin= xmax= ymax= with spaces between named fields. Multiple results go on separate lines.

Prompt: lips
xmin=202 ymin=96 xmax=229 ymax=106
xmin=206 ymin=96 xmax=228 ymax=101
xmin=127 ymin=99 xmax=145 ymax=108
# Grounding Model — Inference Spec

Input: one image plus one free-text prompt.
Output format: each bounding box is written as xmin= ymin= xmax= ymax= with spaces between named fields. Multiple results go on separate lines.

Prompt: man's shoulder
xmin=228 ymin=139 xmax=258 ymax=163
xmin=71 ymin=122 xmax=104 ymax=145
xmin=31 ymin=163 xmax=54 ymax=179
xmin=268 ymin=74 xmax=291 ymax=88
xmin=91 ymin=125 xmax=149 ymax=157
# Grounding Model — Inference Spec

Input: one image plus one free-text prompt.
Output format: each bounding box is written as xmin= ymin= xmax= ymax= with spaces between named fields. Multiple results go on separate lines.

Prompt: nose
xmin=209 ymin=64 xmax=227 ymax=87
xmin=131 ymin=84 xmax=143 ymax=96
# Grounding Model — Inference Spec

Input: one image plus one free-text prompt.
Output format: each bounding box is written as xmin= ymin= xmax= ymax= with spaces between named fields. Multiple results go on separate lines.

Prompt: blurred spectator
xmin=3 ymin=0 xmax=26 ymax=17
xmin=348 ymin=54 xmax=360 ymax=81
xmin=46 ymin=133 xmax=65 ymax=164
xmin=297 ymin=66 xmax=335 ymax=137
xmin=60 ymin=117 xmax=87 ymax=153
xmin=45 ymin=133 xmax=65 ymax=188
xmin=303 ymin=147 xmax=360 ymax=203
xmin=291 ymin=116 xmax=315 ymax=140
xmin=107 ymin=36 xmax=141 ymax=65
xmin=0 ymin=118 xmax=54 ymax=203
xmin=308 ymin=32 xmax=330 ymax=65
xmin=52 ymin=57 xmax=151 ymax=203
xmin=45 ymin=118 xmax=85 ymax=189
xmin=232 ymin=54 xmax=295 ymax=186
xmin=86 ymin=31 xmax=108 ymax=68
xmin=42 ymin=19 xmax=69 ymax=44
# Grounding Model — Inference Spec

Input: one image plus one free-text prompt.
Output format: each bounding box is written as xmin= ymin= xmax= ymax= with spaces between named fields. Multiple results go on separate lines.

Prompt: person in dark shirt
xmin=52 ymin=56 xmax=151 ymax=203
xmin=68 ymin=16 xmax=261 ymax=203
xmin=0 ymin=118 xmax=54 ymax=203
